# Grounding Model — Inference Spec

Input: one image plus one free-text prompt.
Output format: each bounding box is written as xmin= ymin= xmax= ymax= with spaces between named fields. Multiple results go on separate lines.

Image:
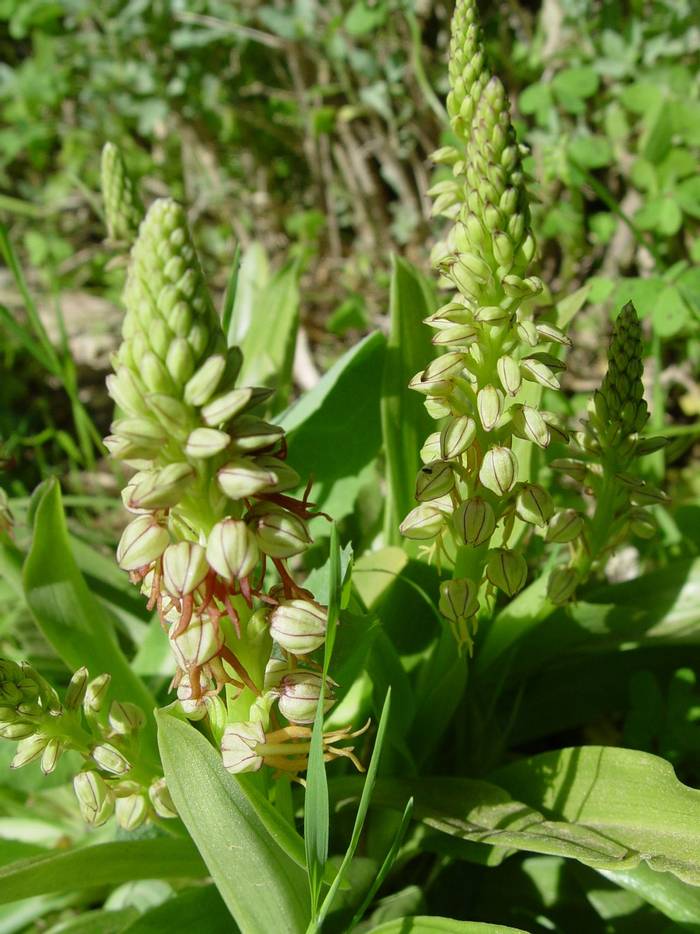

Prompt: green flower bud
xmin=520 ymin=357 xmax=560 ymax=391
xmin=254 ymin=457 xmax=300 ymax=493
xmin=439 ymin=578 xmax=479 ymax=623
xmin=0 ymin=721 xmax=35 ymax=740
xmin=207 ymin=519 xmax=259 ymax=580
xmin=510 ymin=404 xmax=550 ymax=449
xmin=124 ymin=463 xmax=195 ymax=511
xmin=477 ymin=385 xmax=503 ymax=431
xmin=516 ymin=483 xmax=554 ymax=527
xmin=64 ymin=667 xmax=89 ymax=711
xmin=276 ymin=671 xmax=335 ymax=725
xmin=116 ymin=516 xmax=170 ymax=571
xmin=474 ymin=304 xmax=512 ymax=325
xmin=415 ymin=461 xmax=455 ymax=501
xmin=11 ymin=734 xmax=48 ymax=769
xmin=162 ymin=541 xmax=209 ymax=598
xmin=169 ymin=617 xmax=224 ymax=670
xmin=101 ymin=142 xmax=143 ymax=242
xmin=269 ymin=600 xmax=327 ymax=655
xmin=111 ymin=416 xmax=167 ymax=449
xmin=635 ymin=436 xmax=668 ymax=457
xmin=629 ymin=509 xmax=657 ymax=539
xmin=149 ymin=779 xmax=178 ymax=819
xmin=545 ymin=509 xmax=585 ymax=544
xmin=92 ymin=743 xmax=131 ymax=776
xmin=547 ymin=567 xmax=579 ymax=605
xmin=247 ymin=504 xmax=311 ymax=559
xmin=74 ymin=770 xmax=115 ymax=826
xmin=221 ymin=721 xmax=265 ymax=774
xmin=263 ymin=658 xmax=289 ymax=690
xmin=536 ymin=322 xmax=571 ymax=347
xmin=185 ymin=427 xmax=231 ymax=459
xmin=432 ymin=324 xmax=479 ymax=347
xmin=421 ymin=432 xmax=442 ymax=465
xmin=217 ymin=458 xmax=279 ymax=499
xmin=183 ymin=354 xmax=227 ymax=407
xmin=486 ymin=548 xmax=527 ymax=596
xmin=455 ymin=496 xmax=496 ymax=546
xmin=84 ymin=673 xmax=111 ymax=714
xmin=108 ymin=701 xmax=146 ymax=735
xmin=115 ymin=793 xmax=149 ymax=832
xmin=41 ymin=738 xmax=63 ymax=775
xmin=106 ymin=370 xmax=144 ymax=417
xmin=201 ymin=386 xmax=272 ymax=427
xmin=479 ymin=446 xmax=518 ymax=495
xmin=229 ymin=417 xmax=285 ymax=453
xmin=400 ymin=503 xmax=446 ymax=540
xmin=440 ymin=416 xmax=476 ymax=460
xmin=497 ymin=355 xmax=522 ymax=395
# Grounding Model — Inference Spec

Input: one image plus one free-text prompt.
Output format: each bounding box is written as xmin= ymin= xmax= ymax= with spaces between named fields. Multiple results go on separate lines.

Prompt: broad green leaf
xmin=121 ymin=885 xmax=235 ymax=933
xmin=652 ymin=285 xmax=691 ymax=337
xmin=495 ymin=746 xmax=700 ymax=885
xmin=22 ymin=479 xmax=157 ymax=748
xmin=552 ymin=66 xmax=599 ymax=100
xmin=157 ymin=711 xmax=310 ymax=933
xmin=238 ymin=258 xmax=300 ymax=409
xmin=0 ymin=839 xmax=207 ymax=904
xmin=45 ymin=908 xmax=139 ymax=933
xmin=278 ymin=331 xmax=386 ymax=517
xmin=352 ymin=547 xmax=408 ymax=610
xmin=368 ymin=919 xmax=530 ymax=933
xmin=598 ymin=862 xmax=700 ymax=924
xmin=227 ymin=240 xmax=269 ymax=347
xmin=380 ymin=255 xmax=436 ymax=546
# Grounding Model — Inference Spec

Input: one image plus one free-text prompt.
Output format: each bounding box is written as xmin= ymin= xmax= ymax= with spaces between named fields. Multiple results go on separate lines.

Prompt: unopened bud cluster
xmin=101 ymin=143 xmax=143 ymax=243
xmin=0 ymin=659 xmax=173 ymax=829
xmin=400 ymin=0 xmax=571 ymax=644
xmin=545 ymin=302 xmax=667 ymax=604
xmin=104 ymin=164 xmax=356 ymax=775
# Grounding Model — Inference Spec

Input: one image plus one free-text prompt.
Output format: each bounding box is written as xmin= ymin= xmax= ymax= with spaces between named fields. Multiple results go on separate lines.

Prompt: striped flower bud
xmin=545 ymin=510 xmax=585 ymax=544
xmin=116 ymin=516 xmax=169 ymax=572
xmin=127 ymin=463 xmax=195 ymax=512
xmin=41 ymin=738 xmax=63 ymax=775
xmin=11 ymin=734 xmax=48 ymax=769
xmin=169 ymin=617 xmax=224 ymax=670
xmin=115 ymin=793 xmax=149 ymax=832
xmin=185 ymin=427 xmax=231 ymax=459
xmin=183 ymin=354 xmax=227 ymax=407
xmin=217 ymin=458 xmax=279 ymax=499
xmin=221 ymin=721 xmax=265 ymax=774
xmin=229 ymin=417 xmax=285 ymax=453
xmin=269 ymin=600 xmax=327 ymax=655
xmin=497 ymin=355 xmax=522 ymax=396
xmin=0 ymin=722 xmax=35 ymax=740
xmin=421 ymin=432 xmax=442 ymax=465
xmin=92 ymin=743 xmax=131 ymax=776
xmin=439 ymin=578 xmax=479 ymax=623
xmin=510 ymin=405 xmax=550 ymax=449
xmin=162 ymin=541 xmax=209 ymax=597
xmin=455 ymin=497 xmax=496 ymax=546
xmin=74 ymin=771 xmax=115 ymax=826
xmin=479 ymin=446 xmax=518 ymax=495
xmin=400 ymin=503 xmax=446 ymax=540
xmin=486 ymin=549 xmax=527 ymax=596
xmin=149 ymin=779 xmax=178 ymax=819
xmin=247 ymin=504 xmax=311 ymax=559
xmin=440 ymin=416 xmax=476 ymax=460
xmin=477 ymin=385 xmax=503 ymax=431
xmin=84 ymin=673 xmax=111 ymax=714
xmin=64 ymin=667 xmax=89 ymax=711
xmin=547 ymin=567 xmax=579 ymax=605
xmin=206 ymin=519 xmax=259 ymax=580
xmin=276 ymin=671 xmax=335 ymax=725
xmin=108 ymin=701 xmax=146 ymax=735
xmin=101 ymin=142 xmax=143 ymax=242
xmin=516 ymin=484 xmax=553 ymax=527
xmin=201 ymin=386 xmax=272 ymax=427
xmin=415 ymin=461 xmax=455 ymax=501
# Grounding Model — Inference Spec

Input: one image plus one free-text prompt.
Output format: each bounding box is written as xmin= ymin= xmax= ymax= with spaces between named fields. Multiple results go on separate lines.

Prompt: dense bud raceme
xmin=0 ymin=658 xmax=172 ymax=830
xmin=546 ymin=302 xmax=666 ymax=601
xmin=400 ymin=0 xmax=571 ymax=647
xmin=103 ymin=171 xmax=356 ymax=776
xmin=101 ymin=143 xmax=143 ymax=243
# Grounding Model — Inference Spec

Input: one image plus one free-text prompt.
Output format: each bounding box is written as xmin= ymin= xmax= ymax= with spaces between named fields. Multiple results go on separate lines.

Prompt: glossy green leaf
xmin=157 ymin=711 xmax=310 ymax=933
xmin=381 ymin=255 xmax=436 ymax=546
xmin=367 ymin=919 xmax=530 ymax=934
xmin=598 ymin=862 xmax=700 ymax=925
xmin=495 ymin=746 xmax=700 ymax=885
xmin=0 ymin=839 xmax=207 ymax=904
xmin=22 ymin=479 xmax=157 ymax=746
xmin=278 ymin=331 xmax=386 ymax=517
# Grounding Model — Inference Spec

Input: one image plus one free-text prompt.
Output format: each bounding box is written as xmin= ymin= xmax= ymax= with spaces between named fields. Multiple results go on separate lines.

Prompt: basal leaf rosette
xmin=401 ymin=0 xmax=571 ymax=648
xmin=107 ymin=198 xmax=355 ymax=774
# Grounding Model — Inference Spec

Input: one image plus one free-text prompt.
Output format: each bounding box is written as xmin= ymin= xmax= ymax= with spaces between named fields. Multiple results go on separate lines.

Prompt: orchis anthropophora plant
xmin=0 ymin=659 xmax=173 ymax=829
xmin=400 ymin=0 xmax=570 ymax=647
xmin=103 ymin=155 xmax=361 ymax=776
xmin=546 ymin=301 xmax=669 ymax=603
